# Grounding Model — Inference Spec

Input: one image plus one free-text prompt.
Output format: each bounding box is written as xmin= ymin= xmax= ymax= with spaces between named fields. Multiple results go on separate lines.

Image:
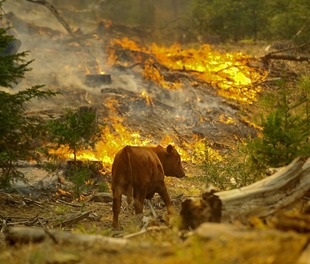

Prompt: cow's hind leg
xmin=112 ymin=186 xmax=122 ymax=229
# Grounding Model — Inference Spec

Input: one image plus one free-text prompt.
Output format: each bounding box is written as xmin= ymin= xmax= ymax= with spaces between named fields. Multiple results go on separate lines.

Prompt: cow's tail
xmin=124 ymin=146 xmax=134 ymax=205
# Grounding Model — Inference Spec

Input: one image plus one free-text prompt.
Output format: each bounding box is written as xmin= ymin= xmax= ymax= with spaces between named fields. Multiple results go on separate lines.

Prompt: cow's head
xmin=160 ymin=144 xmax=185 ymax=178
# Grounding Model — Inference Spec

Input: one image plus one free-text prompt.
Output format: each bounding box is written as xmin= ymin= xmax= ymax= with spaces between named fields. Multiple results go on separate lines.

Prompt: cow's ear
xmin=166 ymin=144 xmax=174 ymax=153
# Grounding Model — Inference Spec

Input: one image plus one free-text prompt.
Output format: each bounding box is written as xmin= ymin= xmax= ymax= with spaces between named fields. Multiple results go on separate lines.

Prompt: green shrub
xmin=47 ymin=107 xmax=100 ymax=162
xmin=201 ymin=144 xmax=264 ymax=190
xmin=248 ymin=77 xmax=310 ymax=169
xmin=64 ymin=161 xmax=109 ymax=198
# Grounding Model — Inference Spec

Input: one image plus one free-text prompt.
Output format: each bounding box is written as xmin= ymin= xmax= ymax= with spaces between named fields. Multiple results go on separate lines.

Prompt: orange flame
xmin=49 ymin=117 xmax=220 ymax=170
xmin=108 ymin=38 xmax=267 ymax=103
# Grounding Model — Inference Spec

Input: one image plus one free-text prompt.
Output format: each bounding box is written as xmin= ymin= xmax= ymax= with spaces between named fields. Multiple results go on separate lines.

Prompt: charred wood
xmin=180 ymin=187 xmax=222 ymax=230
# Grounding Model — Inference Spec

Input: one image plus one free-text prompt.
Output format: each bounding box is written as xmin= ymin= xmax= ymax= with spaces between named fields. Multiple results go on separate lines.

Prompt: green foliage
xmin=190 ymin=0 xmax=309 ymax=42
xmin=94 ymin=0 xmax=309 ymax=43
xmin=64 ymin=161 xmax=108 ymax=198
xmin=266 ymin=0 xmax=310 ymax=43
xmin=248 ymin=77 xmax=310 ymax=169
xmin=201 ymin=0 xmax=308 ymax=42
xmin=100 ymin=0 xmax=155 ymax=26
xmin=0 ymin=86 xmax=56 ymax=185
xmin=200 ymin=144 xmax=263 ymax=191
xmin=0 ymin=6 xmax=57 ymax=187
xmin=65 ymin=164 xmax=92 ymax=198
xmin=0 ymin=31 xmax=31 ymax=87
xmin=47 ymin=107 xmax=100 ymax=161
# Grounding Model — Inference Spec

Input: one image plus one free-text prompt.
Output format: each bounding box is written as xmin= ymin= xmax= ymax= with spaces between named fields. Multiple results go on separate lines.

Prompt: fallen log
xmin=5 ymin=226 xmax=128 ymax=249
xmin=180 ymin=157 xmax=310 ymax=229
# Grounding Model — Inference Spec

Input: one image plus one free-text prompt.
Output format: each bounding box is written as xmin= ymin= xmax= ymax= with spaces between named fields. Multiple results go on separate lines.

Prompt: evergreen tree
xmin=0 ymin=1 xmax=57 ymax=186
xmin=47 ymin=107 xmax=100 ymax=162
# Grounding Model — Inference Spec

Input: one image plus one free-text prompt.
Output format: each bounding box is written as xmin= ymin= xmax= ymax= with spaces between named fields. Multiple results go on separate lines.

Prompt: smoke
xmin=2 ymin=1 xmax=97 ymax=84
xmin=1 ymin=0 xmax=255 ymax=146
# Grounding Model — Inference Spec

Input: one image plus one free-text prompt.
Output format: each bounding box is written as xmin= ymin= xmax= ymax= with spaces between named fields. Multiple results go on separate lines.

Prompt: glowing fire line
xmin=108 ymin=38 xmax=267 ymax=103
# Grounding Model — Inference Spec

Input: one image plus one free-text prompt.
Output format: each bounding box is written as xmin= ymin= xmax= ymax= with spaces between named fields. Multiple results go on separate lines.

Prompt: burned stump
xmin=180 ymin=189 xmax=222 ymax=229
xmin=85 ymin=74 xmax=112 ymax=86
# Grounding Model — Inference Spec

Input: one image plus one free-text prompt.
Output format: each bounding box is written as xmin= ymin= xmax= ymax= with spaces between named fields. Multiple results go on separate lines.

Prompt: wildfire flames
xmin=108 ymin=37 xmax=267 ymax=102
xmin=50 ymin=37 xmax=266 ymax=169
xmin=49 ymin=100 xmax=222 ymax=169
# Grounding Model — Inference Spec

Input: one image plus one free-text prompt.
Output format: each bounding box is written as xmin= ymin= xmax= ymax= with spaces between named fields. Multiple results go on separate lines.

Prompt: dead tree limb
xmin=180 ymin=157 xmax=310 ymax=229
xmin=25 ymin=0 xmax=74 ymax=35
xmin=262 ymin=54 xmax=310 ymax=63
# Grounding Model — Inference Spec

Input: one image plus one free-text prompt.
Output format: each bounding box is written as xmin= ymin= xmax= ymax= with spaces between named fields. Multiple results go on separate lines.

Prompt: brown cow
xmin=111 ymin=144 xmax=185 ymax=229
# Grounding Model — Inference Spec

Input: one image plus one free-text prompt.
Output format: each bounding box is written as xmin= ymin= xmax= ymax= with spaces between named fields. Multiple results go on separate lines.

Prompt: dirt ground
xmin=1 ymin=170 xmax=310 ymax=264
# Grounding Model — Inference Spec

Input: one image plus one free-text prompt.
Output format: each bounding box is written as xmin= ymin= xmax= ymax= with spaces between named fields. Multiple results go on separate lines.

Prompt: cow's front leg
xmin=133 ymin=188 xmax=147 ymax=215
xmin=157 ymin=182 xmax=174 ymax=214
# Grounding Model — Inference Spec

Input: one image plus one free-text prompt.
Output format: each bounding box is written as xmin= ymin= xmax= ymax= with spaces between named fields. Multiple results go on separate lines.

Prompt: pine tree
xmin=0 ymin=2 xmax=57 ymax=186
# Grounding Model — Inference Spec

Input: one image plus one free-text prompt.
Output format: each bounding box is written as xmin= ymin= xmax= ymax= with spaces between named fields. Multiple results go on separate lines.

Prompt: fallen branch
xmin=180 ymin=157 xmax=310 ymax=229
xmin=23 ymin=198 xmax=45 ymax=208
xmin=261 ymin=42 xmax=310 ymax=63
xmin=147 ymin=200 xmax=158 ymax=218
xmin=54 ymin=210 xmax=93 ymax=228
xmin=56 ymin=199 xmax=83 ymax=207
xmin=1 ymin=215 xmax=47 ymax=227
xmin=263 ymin=54 xmax=310 ymax=62
xmin=123 ymin=226 xmax=169 ymax=239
